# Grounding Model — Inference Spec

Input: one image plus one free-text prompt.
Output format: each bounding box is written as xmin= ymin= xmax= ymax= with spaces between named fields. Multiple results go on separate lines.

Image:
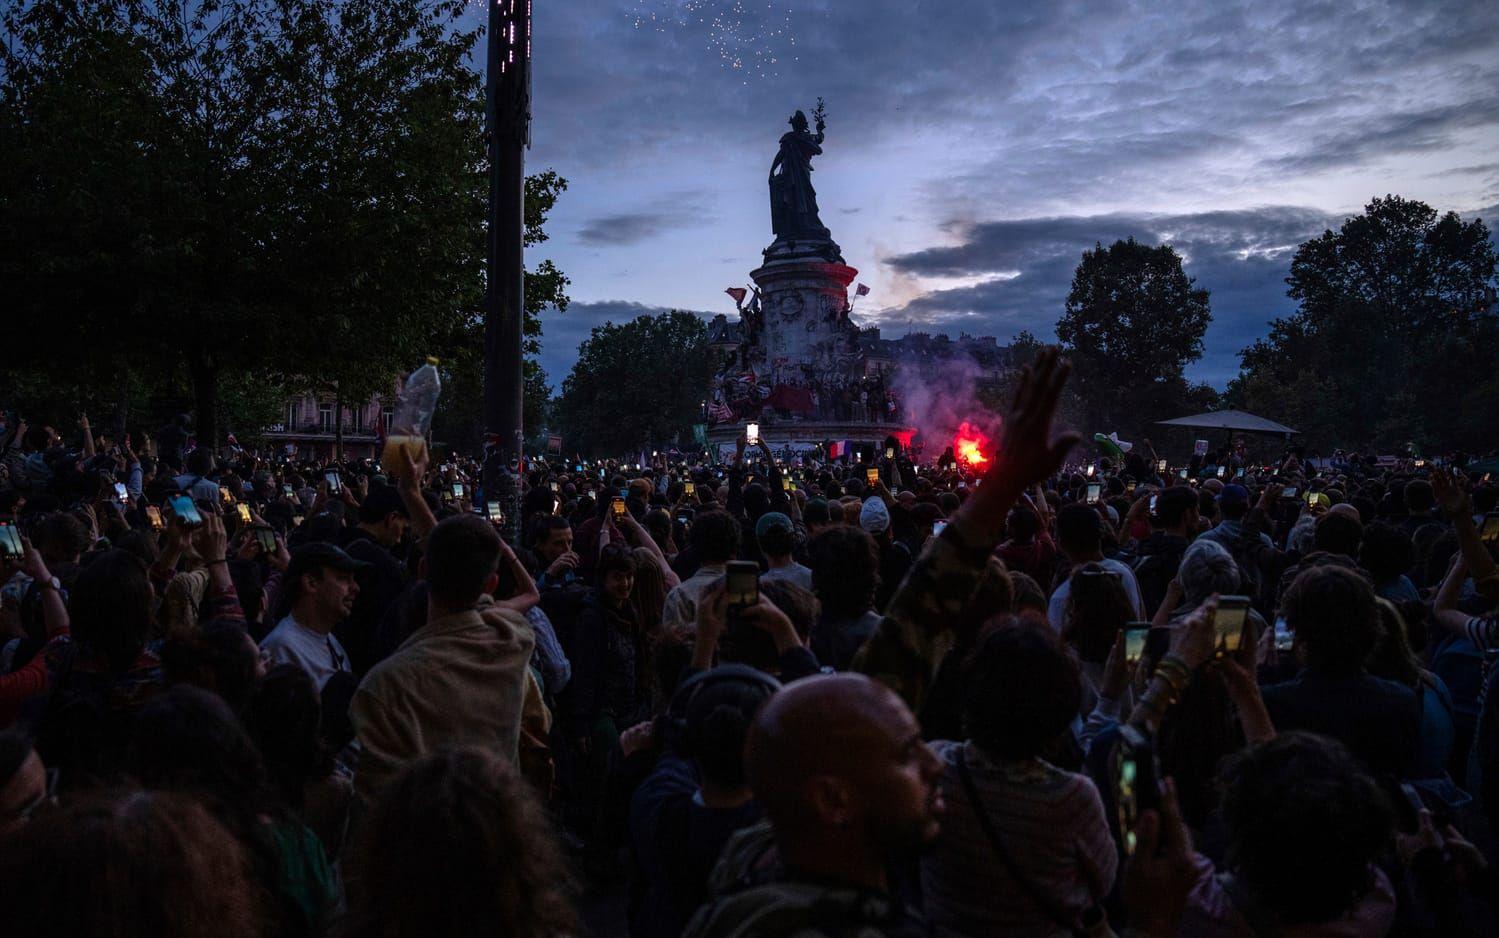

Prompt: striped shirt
xmin=920 ymin=740 xmax=1118 ymax=938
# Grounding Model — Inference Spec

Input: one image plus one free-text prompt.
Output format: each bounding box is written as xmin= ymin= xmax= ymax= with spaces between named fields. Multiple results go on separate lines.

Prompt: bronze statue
xmin=768 ymin=109 xmax=831 ymax=242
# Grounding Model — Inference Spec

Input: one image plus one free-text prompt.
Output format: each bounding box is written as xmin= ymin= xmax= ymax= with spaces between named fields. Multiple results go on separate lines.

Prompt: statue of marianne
xmin=768 ymin=109 xmax=832 ymax=242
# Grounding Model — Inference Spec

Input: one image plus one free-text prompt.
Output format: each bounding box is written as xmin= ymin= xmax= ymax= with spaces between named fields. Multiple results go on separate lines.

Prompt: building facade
xmin=261 ymin=391 xmax=394 ymax=460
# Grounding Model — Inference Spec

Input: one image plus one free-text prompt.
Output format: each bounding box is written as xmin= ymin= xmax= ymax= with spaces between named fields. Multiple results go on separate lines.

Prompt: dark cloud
xmin=577 ymin=211 xmax=690 ymax=246
xmin=880 ymin=206 xmax=1339 ymax=386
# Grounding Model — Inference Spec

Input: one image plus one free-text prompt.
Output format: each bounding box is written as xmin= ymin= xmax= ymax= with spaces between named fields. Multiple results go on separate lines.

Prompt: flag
xmin=826 ymin=440 xmax=851 ymax=459
xmin=546 ymin=434 xmax=562 ymax=453
xmin=725 ymin=287 xmax=747 ymax=305
xmin=855 ymin=283 xmax=870 ymax=297
xmin=707 ymin=399 xmax=734 ymax=423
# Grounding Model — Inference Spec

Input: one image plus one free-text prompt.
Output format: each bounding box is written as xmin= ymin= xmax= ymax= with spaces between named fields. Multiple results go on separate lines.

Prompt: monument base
xmin=705 ymin=420 xmax=916 ymax=458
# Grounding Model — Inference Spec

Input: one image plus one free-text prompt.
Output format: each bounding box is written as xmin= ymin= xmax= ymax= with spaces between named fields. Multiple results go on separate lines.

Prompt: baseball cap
xmin=1217 ymin=483 xmax=1250 ymax=506
xmin=284 ymin=543 xmax=369 ymax=594
xmin=754 ymin=511 xmax=793 ymax=541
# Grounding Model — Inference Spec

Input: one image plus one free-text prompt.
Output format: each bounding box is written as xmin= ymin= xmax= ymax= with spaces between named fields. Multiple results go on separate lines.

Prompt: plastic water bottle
xmin=382 ymin=357 xmax=441 ymax=471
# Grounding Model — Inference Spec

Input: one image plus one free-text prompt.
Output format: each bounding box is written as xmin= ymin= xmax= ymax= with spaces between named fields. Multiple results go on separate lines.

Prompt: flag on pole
xmin=725 ymin=287 xmax=747 ymax=305
xmin=855 ymin=283 xmax=870 ymax=297
xmin=826 ymin=440 xmax=851 ymax=459
xmin=707 ymin=399 xmax=734 ymax=423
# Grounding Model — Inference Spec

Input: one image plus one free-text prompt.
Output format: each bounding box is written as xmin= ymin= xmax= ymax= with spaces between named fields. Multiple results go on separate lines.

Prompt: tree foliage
xmin=0 ymin=0 xmax=491 ymax=445
xmin=1228 ymin=196 xmax=1498 ymax=452
xmin=1055 ymin=239 xmax=1213 ymax=439
xmin=555 ymin=312 xmax=716 ymax=456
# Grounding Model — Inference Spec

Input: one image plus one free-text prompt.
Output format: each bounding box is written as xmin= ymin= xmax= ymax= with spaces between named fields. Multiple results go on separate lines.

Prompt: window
xmin=319 ymin=403 xmax=334 ymax=432
xmin=350 ymin=407 xmax=363 ymax=433
xmin=382 ymin=406 xmax=394 ymax=432
xmin=286 ymin=401 xmax=301 ymax=428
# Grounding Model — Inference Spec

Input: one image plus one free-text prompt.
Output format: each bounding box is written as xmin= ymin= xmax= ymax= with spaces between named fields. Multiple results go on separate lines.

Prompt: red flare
xmin=953 ymin=421 xmax=991 ymax=467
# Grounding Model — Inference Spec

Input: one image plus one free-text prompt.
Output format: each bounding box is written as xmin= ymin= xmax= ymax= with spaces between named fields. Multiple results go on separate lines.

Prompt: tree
xmin=554 ymin=312 xmax=717 ymax=456
xmin=1055 ymin=239 xmax=1212 ymax=438
xmin=1228 ymin=196 xmax=1498 ymax=452
xmin=1 ymin=0 xmax=486 ymax=446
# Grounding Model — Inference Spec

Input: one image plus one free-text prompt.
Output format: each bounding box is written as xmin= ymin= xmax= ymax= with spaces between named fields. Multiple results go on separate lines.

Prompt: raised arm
xmin=854 ymin=348 xmax=1080 ymax=710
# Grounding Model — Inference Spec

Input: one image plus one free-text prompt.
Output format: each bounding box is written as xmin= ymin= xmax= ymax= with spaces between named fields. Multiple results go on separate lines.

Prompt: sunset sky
xmin=488 ymin=0 xmax=1499 ymax=388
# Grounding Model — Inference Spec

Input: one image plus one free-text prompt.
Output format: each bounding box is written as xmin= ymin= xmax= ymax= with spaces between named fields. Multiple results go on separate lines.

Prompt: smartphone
xmin=0 ymin=523 xmax=23 ymax=561
xmin=1156 ymin=459 xmax=1167 ymax=473
xmin=1178 ymin=469 xmax=1189 ymax=480
xmin=448 ymin=482 xmax=464 ymax=500
xmin=1281 ymin=485 xmax=1298 ymax=499
xmin=725 ymin=560 xmax=760 ymax=608
xmin=235 ymin=503 xmax=252 ymax=524
xmin=1414 ymin=459 xmax=1426 ymax=468
xmin=486 ymin=501 xmax=505 ymax=524
xmin=610 ymin=496 xmax=626 ymax=519
xmin=1213 ymin=595 xmax=1252 ymax=656
xmin=684 ymin=481 xmax=696 ymax=496
xmin=745 ymin=422 xmax=759 ymax=445
xmin=1086 ymin=464 xmax=1096 ymax=478
xmin=1124 ymin=626 xmax=1149 ymax=666
xmin=1480 ymin=513 xmax=1499 ymax=545
xmin=549 ymin=480 xmax=559 ymax=492
xmin=866 ymin=467 xmax=879 ymax=484
xmin=933 ymin=519 xmax=948 ymax=537
xmin=885 ymin=447 xmax=895 ymax=460
xmin=167 ymin=493 xmax=204 ymax=529
xmin=1305 ymin=492 xmax=1319 ymax=509
xmin=281 ymin=483 xmax=294 ymax=499
xmin=1273 ymin=616 xmax=1294 ymax=651
xmin=676 ymin=511 xmax=692 ymax=526
xmin=782 ymin=477 xmax=791 ymax=491
xmin=253 ymin=526 xmax=277 ymax=555
xmin=113 ymin=482 xmax=129 ymax=500
xmin=1235 ymin=468 xmax=1245 ymax=479
xmin=324 ymin=470 xmax=342 ymax=495
xmin=1148 ymin=494 xmax=1158 ymax=513
xmin=1216 ymin=466 xmax=1226 ymax=478
xmin=218 ymin=485 xmax=234 ymax=505
xmin=1086 ymin=483 xmax=1102 ymax=505
xmin=144 ymin=505 xmax=165 ymax=531
xmin=1113 ymin=725 xmax=1159 ymax=856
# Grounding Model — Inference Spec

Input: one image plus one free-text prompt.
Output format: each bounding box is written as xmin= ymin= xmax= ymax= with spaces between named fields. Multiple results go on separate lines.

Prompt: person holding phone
xmin=1259 ymin=565 xmax=1421 ymax=780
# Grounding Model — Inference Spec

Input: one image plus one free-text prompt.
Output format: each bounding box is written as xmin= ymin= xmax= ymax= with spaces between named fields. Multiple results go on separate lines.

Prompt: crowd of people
xmin=1 ymin=349 xmax=1497 ymax=937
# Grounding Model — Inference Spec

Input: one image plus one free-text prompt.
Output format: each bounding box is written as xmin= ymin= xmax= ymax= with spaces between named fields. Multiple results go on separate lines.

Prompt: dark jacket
xmin=561 ymin=590 xmax=646 ymax=736
xmin=1261 ymin=669 xmax=1421 ymax=779
xmin=1126 ymin=532 xmax=1191 ymax=618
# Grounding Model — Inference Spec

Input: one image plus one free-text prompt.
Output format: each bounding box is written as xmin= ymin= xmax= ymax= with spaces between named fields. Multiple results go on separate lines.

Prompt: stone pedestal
xmin=749 ymin=257 xmax=859 ymax=383
xmin=704 ymin=246 xmax=913 ymax=454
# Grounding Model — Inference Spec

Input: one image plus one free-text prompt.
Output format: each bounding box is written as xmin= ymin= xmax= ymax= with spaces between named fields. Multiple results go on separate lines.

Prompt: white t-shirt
xmin=261 ymin=615 xmax=352 ymax=690
xmin=1046 ymin=558 xmax=1146 ymax=630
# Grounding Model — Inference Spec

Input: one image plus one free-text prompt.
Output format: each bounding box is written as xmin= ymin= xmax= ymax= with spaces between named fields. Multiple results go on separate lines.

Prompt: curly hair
xmin=345 ymin=747 xmax=576 ymax=938
xmin=963 ymin=616 xmax=1081 ymax=760
xmin=71 ymin=549 xmax=155 ymax=672
xmin=1220 ymin=733 xmax=1392 ymax=925
xmin=1281 ymin=565 xmax=1381 ymax=675
xmin=808 ymin=524 xmax=880 ymax=619
xmin=0 ymin=789 xmax=262 ymax=938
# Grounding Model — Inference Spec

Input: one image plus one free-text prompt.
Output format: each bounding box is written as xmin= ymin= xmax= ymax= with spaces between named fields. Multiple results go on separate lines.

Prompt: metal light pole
xmin=484 ymin=0 xmax=530 ymax=541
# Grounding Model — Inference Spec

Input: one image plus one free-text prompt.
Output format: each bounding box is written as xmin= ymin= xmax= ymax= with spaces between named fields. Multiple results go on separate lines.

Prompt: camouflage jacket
xmin=852 ymin=514 xmax=996 ymax=714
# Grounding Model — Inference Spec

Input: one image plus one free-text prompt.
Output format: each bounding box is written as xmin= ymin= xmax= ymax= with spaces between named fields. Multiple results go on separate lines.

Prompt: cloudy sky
xmin=492 ymin=0 xmax=1499 ymax=389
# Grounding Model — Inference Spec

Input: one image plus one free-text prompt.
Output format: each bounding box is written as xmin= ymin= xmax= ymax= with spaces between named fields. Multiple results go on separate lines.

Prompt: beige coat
xmin=351 ymin=598 xmax=536 ymax=804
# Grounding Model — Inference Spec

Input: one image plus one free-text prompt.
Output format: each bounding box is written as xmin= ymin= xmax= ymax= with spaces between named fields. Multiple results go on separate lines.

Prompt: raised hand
xmin=989 ymin=347 xmax=1081 ymax=493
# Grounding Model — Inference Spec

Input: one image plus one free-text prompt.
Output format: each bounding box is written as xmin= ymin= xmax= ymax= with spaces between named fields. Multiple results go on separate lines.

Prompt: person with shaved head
xmin=683 ymin=672 xmax=942 ymax=938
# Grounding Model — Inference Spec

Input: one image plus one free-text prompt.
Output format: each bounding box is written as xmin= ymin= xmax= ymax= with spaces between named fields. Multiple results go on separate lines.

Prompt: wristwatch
xmin=39 ymin=576 xmax=61 ymax=592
